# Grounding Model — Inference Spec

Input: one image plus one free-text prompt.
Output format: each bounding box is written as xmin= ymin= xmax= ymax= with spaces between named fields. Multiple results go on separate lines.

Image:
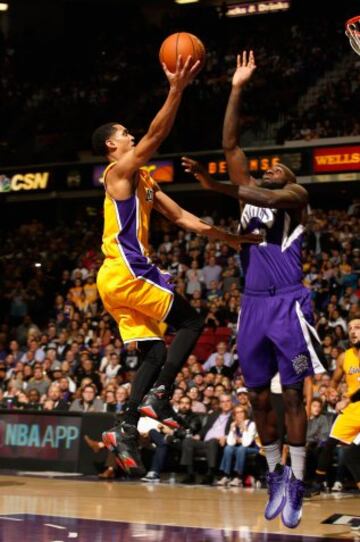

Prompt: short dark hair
xmin=91 ymin=123 xmax=117 ymax=156
xmin=348 ymin=315 xmax=360 ymax=325
xmin=278 ymin=163 xmax=297 ymax=183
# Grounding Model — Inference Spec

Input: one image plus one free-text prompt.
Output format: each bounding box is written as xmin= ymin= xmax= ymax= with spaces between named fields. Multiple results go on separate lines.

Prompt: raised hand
xmin=162 ymin=55 xmax=201 ymax=91
xmin=232 ymin=50 xmax=256 ymax=88
xmin=222 ymin=231 xmax=263 ymax=252
xmin=182 ymin=155 xmax=214 ymax=189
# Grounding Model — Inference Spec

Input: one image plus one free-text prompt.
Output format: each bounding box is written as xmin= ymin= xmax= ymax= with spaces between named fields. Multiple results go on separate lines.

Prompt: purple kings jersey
xmin=240 ymin=204 xmax=305 ymax=291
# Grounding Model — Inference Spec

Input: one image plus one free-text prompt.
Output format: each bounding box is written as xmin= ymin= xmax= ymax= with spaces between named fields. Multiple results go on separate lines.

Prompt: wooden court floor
xmin=0 ymin=474 xmax=359 ymax=541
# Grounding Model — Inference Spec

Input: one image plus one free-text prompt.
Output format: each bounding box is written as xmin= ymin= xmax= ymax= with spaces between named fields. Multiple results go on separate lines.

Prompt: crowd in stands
xmin=0 ymin=201 xmax=359 ymax=486
xmin=0 ymin=2 xmax=359 ymax=165
xmin=277 ymin=74 xmax=360 ymax=142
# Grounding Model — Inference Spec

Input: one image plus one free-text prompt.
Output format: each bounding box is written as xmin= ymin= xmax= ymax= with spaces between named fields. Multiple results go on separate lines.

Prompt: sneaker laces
xmin=288 ymin=479 xmax=304 ymax=508
xmin=266 ymin=469 xmax=284 ymax=497
xmin=152 ymin=385 xmax=169 ymax=400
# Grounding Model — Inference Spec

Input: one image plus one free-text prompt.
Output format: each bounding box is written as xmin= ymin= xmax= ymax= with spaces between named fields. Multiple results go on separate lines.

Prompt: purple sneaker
xmin=264 ymin=465 xmax=291 ymax=520
xmin=281 ymin=474 xmax=305 ymax=529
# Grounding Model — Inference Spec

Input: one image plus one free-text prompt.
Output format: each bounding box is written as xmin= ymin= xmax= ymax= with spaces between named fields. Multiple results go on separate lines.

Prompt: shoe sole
xmin=264 ymin=466 xmax=291 ymax=521
xmin=138 ymin=405 xmax=180 ymax=429
xmin=102 ymin=432 xmax=145 ymax=477
xmin=281 ymin=508 xmax=302 ymax=529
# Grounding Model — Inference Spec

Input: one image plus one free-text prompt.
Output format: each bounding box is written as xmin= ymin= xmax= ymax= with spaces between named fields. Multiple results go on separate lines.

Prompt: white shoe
xmin=229 ymin=477 xmax=242 ymax=487
xmin=216 ymin=476 xmax=229 ymax=486
xmin=331 ymin=481 xmax=343 ymax=492
xmin=141 ymin=471 xmax=160 ymax=483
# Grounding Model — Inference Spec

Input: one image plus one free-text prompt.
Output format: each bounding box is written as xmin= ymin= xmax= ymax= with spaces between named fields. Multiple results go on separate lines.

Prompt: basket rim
xmin=345 ymin=15 xmax=360 ymax=29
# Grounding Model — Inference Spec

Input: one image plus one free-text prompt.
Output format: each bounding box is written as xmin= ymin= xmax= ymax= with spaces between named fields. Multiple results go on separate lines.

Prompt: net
xmin=345 ymin=16 xmax=360 ymax=56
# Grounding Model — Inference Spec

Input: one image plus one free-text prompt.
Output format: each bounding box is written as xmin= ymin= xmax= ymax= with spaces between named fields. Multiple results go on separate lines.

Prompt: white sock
xmin=263 ymin=441 xmax=281 ymax=472
xmin=289 ymin=445 xmax=306 ymax=480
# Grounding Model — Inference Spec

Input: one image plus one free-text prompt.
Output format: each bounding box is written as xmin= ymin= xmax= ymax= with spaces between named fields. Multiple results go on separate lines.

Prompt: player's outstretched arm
xmin=181 ymin=156 xmax=238 ymax=198
xmin=116 ymin=56 xmax=200 ymax=176
xmin=237 ymin=183 xmax=308 ymax=209
xmin=153 ymin=187 xmax=262 ymax=251
xmin=223 ymin=51 xmax=257 ymax=187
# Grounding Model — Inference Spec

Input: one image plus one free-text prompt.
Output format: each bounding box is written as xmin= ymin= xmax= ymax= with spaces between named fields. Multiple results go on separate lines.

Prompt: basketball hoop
xmin=345 ymin=15 xmax=360 ymax=56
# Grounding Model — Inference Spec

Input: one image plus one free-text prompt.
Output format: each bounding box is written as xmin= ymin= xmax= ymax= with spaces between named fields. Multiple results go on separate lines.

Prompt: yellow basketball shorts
xmin=97 ymin=258 xmax=174 ymax=344
xmin=330 ymin=401 xmax=360 ymax=444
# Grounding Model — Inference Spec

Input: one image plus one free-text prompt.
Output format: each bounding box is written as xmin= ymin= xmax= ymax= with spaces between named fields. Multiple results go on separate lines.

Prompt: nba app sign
xmin=0 ymin=414 xmax=80 ymax=462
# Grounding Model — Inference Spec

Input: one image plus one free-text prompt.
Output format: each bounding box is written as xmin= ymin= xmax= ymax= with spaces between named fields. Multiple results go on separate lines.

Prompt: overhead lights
xmin=175 ymin=0 xmax=199 ymax=4
xmin=0 ymin=3 xmax=8 ymax=11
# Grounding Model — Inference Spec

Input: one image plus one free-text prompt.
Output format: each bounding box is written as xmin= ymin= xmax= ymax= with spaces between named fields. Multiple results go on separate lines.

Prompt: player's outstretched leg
xmin=281 ymin=386 xmax=306 ymax=528
xmin=103 ymin=340 xmax=167 ymax=476
xmin=265 ymin=460 xmax=291 ymax=520
xmin=248 ymin=387 xmax=290 ymax=520
xmin=102 ymin=423 xmax=144 ymax=477
xmin=139 ymin=293 xmax=204 ymax=427
xmin=138 ymin=384 xmax=182 ymax=429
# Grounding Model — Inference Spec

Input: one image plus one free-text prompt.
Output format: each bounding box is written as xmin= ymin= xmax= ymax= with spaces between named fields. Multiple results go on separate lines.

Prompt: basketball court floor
xmin=0 ymin=475 xmax=359 ymax=541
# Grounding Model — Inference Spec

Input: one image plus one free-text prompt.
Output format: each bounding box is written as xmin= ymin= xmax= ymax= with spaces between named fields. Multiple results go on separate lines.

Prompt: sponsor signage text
xmin=313 ymin=146 xmax=360 ymax=173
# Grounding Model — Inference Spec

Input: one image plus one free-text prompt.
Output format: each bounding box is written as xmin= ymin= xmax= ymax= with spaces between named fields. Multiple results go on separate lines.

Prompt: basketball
xmin=159 ymin=32 xmax=206 ymax=73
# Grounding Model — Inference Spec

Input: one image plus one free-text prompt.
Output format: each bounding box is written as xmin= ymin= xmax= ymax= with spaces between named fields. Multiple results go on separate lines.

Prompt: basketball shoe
xmin=281 ymin=473 xmax=305 ymax=529
xmin=102 ymin=422 xmax=145 ymax=477
xmin=264 ymin=464 xmax=291 ymax=520
xmin=138 ymin=385 xmax=181 ymax=428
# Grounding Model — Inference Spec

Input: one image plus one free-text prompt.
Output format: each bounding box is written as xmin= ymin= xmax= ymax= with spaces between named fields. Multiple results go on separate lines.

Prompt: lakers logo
xmin=145 ymin=188 xmax=154 ymax=202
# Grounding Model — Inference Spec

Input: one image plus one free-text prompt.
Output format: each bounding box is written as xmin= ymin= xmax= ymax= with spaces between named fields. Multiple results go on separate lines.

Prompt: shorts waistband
xmin=243 ymin=284 xmax=304 ymax=297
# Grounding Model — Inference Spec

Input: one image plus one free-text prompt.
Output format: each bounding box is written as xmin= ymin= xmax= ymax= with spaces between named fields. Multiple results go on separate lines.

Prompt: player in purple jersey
xmin=182 ymin=51 xmax=326 ymax=529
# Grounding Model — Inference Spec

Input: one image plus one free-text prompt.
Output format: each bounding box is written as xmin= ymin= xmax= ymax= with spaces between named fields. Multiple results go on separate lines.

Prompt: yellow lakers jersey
xmin=343 ymin=347 xmax=360 ymax=398
xmin=101 ymin=163 xmax=156 ymax=260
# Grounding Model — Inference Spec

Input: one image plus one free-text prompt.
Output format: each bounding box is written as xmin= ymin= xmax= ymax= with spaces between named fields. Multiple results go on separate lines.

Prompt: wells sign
xmin=313 ymin=146 xmax=360 ymax=173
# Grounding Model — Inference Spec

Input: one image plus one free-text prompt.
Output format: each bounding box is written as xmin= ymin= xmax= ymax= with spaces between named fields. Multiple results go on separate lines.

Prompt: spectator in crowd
xmin=141 ymin=396 xmax=202 ymax=483
xmin=181 ymin=393 xmax=233 ymax=485
xmin=203 ymin=342 xmax=233 ymax=371
xmin=202 ymin=257 xmax=223 ymax=290
xmin=121 ymin=342 xmax=141 ymax=380
xmin=305 ymin=398 xmax=332 ymax=478
xmin=45 ymin=382 xmax=70 ymax=411
xmin=70 ymin=383 xmax=104 ymax=412
xmin=187 ymin=386 xmax=207 ymax=414
xmin=217 ymin=406 xmax=258 ymax=487
xmin=101 ymin=353 xmax=122 ymax=386
xmin=27 ymin=388 xmax=42 ymax=411
xmin=26 ymin=365 xmax=50 ymax=396
xmin=209 ymin=355 xmax=234 ymax=377
xmin=114 ymin=385 xmax=129 ymax=413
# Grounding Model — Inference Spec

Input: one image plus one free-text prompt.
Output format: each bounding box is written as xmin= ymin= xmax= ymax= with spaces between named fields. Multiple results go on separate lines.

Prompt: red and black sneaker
xmin=138 ymin=385 xmax=181 ymax=429
xmin=102 ymin=422 xmax=145 ymax=477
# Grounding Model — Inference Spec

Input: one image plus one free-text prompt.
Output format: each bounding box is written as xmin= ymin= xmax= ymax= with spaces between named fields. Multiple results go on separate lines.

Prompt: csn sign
xmin=0 ymin=172 xmax=50 ymax=192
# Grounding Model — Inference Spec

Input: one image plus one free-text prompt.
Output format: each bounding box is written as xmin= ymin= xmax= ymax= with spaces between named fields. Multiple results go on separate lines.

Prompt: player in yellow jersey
xmin=91 ymin=55 xmax=260 ymax=475
xmin=306 ymin=317 xmax=360 ymax=495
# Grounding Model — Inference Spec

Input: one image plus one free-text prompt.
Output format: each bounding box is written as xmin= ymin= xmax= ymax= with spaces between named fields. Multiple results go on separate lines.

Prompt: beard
xmin=352 ymin=340 xmax=360 ymax=349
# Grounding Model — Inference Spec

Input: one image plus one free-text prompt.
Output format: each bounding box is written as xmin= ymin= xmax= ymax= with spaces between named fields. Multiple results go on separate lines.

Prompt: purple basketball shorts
xmin=236 ymin=285 xmax=325 ymax=388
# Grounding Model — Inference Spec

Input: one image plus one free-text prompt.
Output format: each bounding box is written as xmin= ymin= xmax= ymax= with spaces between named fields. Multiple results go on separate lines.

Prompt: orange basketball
xmin=159 ymin=32 xmax=206 ymax=73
